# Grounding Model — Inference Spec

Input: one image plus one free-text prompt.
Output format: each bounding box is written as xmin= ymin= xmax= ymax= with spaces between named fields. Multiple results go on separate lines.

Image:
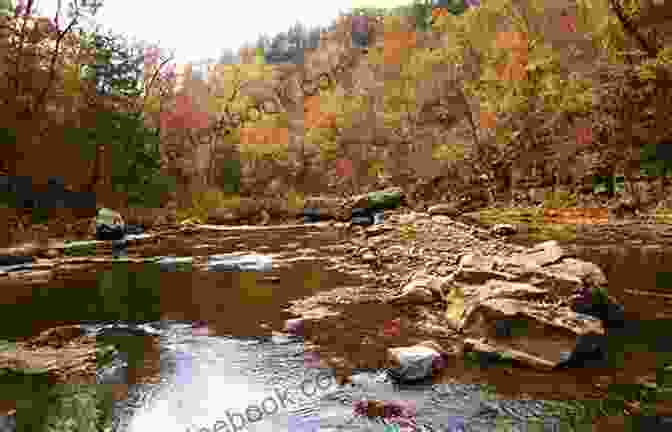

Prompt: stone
xmin=28 ymin=325 xmax=84 ymax=348
xmin=387 ymin=342 xmax=443 ymax=382
xmin=434 ymin=241 xmax=617 ymax=370
xmin=284 ymin=318 xmax=304 ymax=336
xmin=361 ymin=252 xmax=377 ymax=262
xmin=44 ymin=249 xmax=60 ymax=259
xmin=259 ymin=209 xmax=271 ymax=225
xmin=428 ymin=203 xmax=460 ymax=217
xmin=491 ymin=223 xmax=517 ymax=236
xmin=388 ymin=273 xmax=450 ymax=304
xmin=505 ymin=240 xmax=567 ymax=269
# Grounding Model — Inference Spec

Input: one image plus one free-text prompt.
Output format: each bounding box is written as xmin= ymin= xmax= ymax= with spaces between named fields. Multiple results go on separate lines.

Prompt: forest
xmin=1 ymin=0 xmax=672 ymax=235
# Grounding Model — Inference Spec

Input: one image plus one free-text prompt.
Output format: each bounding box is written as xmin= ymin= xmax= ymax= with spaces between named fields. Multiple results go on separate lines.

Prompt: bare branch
xmin=33 ymin=16 xmax=78 ymax=116
xmin=607 ymin=0 xmax=658 ymax=59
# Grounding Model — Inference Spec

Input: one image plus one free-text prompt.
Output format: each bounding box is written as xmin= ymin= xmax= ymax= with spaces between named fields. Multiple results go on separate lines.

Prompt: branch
xmin=33 ymin=16 xmax=78 ymax=116
xmin=140 ymin=55 xmax=173 ymax=113
xmin=607 ymin=0 xmax=658 ymax=59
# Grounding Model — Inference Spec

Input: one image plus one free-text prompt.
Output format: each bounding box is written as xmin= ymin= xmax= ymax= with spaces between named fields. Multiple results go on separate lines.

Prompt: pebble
xmin=362 ymin=253 xmax=377 ymax=262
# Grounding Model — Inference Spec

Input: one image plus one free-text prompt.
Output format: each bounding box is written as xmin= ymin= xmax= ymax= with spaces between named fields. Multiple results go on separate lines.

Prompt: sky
xmin=34 ymin=0 xmax=415 ymax=65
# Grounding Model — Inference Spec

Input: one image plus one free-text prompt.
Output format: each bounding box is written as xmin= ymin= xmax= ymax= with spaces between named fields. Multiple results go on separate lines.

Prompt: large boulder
xmin=422 ymin=240 xmax=618 ymax=370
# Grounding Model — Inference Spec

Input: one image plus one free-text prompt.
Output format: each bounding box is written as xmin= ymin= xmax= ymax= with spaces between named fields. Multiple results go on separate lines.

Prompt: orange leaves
xmin=495 ymin=58 xmax=527 ymax=81
xmin=239 ymin=127 xmax=289 ymax=146
xmin=543 ymin=207 xmax=609 ymax=225
xmin=383 ymin=30 xmax=417 ymax=65
xmin=479 ymin=110 xmax=497 ymax=130
xmin=304 ymin=95 xmax=337 ymax=129
xmin=495 ymin=31 xmax=528 ymax=52
xmin=431 ymin=8 xmax=449 ymax=19
xmin=494 ymin=31 xmax=528 ymax=82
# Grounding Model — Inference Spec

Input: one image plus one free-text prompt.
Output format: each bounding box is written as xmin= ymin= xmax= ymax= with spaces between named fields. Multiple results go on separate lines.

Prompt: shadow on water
xmin=0 ymin=227 xmax=358 ymax=341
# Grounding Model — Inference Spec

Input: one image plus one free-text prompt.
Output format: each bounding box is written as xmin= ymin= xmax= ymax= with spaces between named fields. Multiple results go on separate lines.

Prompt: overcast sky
xmin=34 ymin=0 xmax=414 ymax=65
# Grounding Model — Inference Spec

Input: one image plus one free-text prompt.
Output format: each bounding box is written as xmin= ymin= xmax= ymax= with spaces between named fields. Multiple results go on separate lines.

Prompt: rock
xmin=95 ymin=208 xmax=125 ymax=241
xmin=505 ymin=240 xmax=567 ymax=269
xmin=428 ymin=203 xmax=460 ymax=217
xmin=303 ymin=196 xmax=348 ymax=221
xmin=532 ymin=258 xmax=608 ymax=298
xmin=207 ymin=208 xmax=239 ymax=224
xmin=44 ymin=249 xmax=61 ymax=259
xmin=361 ymin=252 xmax=377 ymax=262
xmin=0 ymin=255 xmax=34 ymax=267
xmin=389 ymin=273 xmax=449 ymax=304
xmin=28 ymin=325 xmax=84 ymax=348
xmin=386 ymin=342 xmax=445 ymax=382
xmin=441 ymin=242 xmax=617 ymax=370
xmin=283 ymin=318 xmax=304 ymax=336
xmin=259 ymin=209 xmax=271 ymax=225
xmin=456 ymin=253 xmax=515 ymax=284
xmin=609 ymin=199 xmax=638 ymax=220
xmin=554 ymin=332 xmax=609 ymax=370
xmin=460 ymin=297 xmax=604 ymax=365
xmin=491 ymin=223 xmax=516 ymax=236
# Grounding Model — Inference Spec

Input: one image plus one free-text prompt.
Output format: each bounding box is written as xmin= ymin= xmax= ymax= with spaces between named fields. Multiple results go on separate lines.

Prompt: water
xmin=99 ymin=324 xmax=560 ymax=432
xmin=2 ymin=224 xmax=641 ymax=431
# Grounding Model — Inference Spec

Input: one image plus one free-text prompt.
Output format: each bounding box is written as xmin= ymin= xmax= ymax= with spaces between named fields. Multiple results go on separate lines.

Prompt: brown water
xmin=4 ymin=222 xmax=672 ymax=431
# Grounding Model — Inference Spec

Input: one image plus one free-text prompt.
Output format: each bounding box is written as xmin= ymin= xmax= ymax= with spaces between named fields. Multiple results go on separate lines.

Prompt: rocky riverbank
xmin=3 ymin=187 xmax=672 ymax=422
xmin=280 ymin=204 xmax=672 ymax=418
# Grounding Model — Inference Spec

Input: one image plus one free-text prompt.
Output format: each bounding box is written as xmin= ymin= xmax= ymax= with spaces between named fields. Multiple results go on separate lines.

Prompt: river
xmin=2 ymin=222 xmax=672 ymax=431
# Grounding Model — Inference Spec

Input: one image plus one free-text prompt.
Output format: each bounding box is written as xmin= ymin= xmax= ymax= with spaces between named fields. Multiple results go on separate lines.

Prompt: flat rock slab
xmin=0 ymin=339 xmax=98 ymax=383
xmin=463 ymin=337 xmax=556 ymax=371
xmin=196 ymin=222 xmax=333 ymax=231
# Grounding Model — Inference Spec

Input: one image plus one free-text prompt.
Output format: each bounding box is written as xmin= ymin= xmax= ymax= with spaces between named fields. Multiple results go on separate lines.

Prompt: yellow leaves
xmin=62 ymin=63 xmax=82 ymax=98
xmin=444 ymin=283 xmax=466 ymax=329
xmin=636 ymin=46 xmax=672 ymax=81
xmin=286 ymin=189 xmax=305 ymax=213
xmin=432 ymin=142 xmax=466 ymax=162
xmin=207 ymin=95 xmax=229 ymax=115
xmin=367 ymin=159 xmax=386 ymax=178
xmin=143 ymin=94 xmax=161 ymax=114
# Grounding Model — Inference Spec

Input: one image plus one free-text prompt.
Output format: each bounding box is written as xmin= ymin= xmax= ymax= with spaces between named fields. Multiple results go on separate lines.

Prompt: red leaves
xmin=380 ymin=318 xmax=401 ymax=337
xmin=559 ymin=11 xmax=577 ymax=34
xmin=574 ymin=123 xmax=593 ymax=147
xmin=335 ymin=158 xmax=354 ymax=179
xmin=160 ymin=93 xmax=210 ymax=131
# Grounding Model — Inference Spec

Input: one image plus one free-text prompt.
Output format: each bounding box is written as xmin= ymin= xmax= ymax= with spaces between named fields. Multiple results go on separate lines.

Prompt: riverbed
xmin=2 ymin=216 xmax=672 ymax=431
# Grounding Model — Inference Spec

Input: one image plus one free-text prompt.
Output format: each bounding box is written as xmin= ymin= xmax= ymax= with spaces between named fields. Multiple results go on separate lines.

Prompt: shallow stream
xmin=2 ymin=222 xmax=672 ymax=431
